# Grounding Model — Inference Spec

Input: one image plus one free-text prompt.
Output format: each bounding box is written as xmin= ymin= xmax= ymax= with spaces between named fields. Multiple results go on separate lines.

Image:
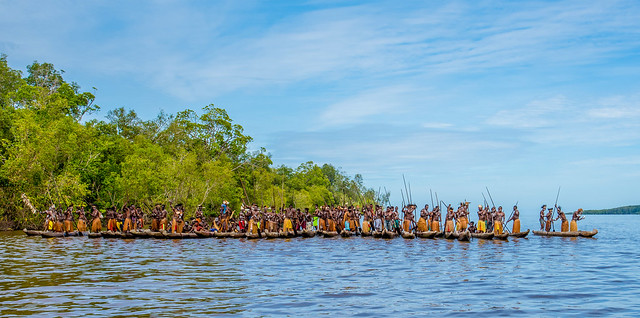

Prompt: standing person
xmin=76 ymin=206 xmax=87 ymax=232
xmin=417 ymin=205 xmax=429 ymax=232
xmin=403 ymin=205 xmax=415 ymax=232
xmin=507 ymin=205 xmax=520 ymax=233
xmin=116 ymin=208 xmax=124 ymax=232
xmin=539 ymin=205 xmax=547 ymax=231
xmin=545 ymin=208 xmax=554 ymax=232
xmin=150 ymin=205 xmax=159 ymax=231
xmin=493 ymin=206 xmax=505 ymax=234
xmin=171 ymin=204 xmax=185 ymax=233
xmin=90 ymin=205 xmax=102 ymax=232
xmin=122 ymin=206 xmax=133 ymax=232
xmin=554 ymin=206 xmax=569 ymax=232
xmin=570 ymin=208 xmax=585 ymax=231
xmin=159 ymin=205 xmax=168 ymax=231
xmin=432 ymin=206 xmax=441 ymax=232
xmin=476 ymin=205 xmax=486 ymax=233
xmin=63 ymin=205 xmax=74 ymax=232
xmin=445 ymin=206 xmax=455 ymax=233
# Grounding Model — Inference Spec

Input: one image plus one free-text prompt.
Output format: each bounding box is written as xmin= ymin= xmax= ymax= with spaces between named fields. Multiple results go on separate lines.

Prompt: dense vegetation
xmin=583 ymin=205 xmax=640 ymax=215
xmin=0 ymin=54 xmax=386 ymax=229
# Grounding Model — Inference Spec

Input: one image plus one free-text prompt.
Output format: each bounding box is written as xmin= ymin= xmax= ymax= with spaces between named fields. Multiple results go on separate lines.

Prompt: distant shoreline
xmin=583 ymin=205 xmax=640 ymax=215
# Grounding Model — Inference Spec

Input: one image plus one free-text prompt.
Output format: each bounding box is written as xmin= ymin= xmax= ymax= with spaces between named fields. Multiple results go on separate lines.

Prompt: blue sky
xmin=1 ymin=0 xmax=639 ymax=211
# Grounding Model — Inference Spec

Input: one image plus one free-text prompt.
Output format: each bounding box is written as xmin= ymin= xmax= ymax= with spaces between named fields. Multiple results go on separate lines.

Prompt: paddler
xmin=63 ymin=205 xmax=74 ymax=232
xmin=545 ymin=207 xmax=553 ymax=232
xmin=493 ymin=206 xmax=505 ymax=235
xmin=432 ymin=206 xmax=441 ymax=232
xmin=539 ymin=205 xmax=547 ymax=231
xmin=403 ymin=205 xmax=415 ymax=232
xmin=159 ymin=205 xmax=168 ymax=231
xmin=506 ymin=205 xmax=520 ymax=233
xmin=90 ymin=205 xmax=102 ymax=232
xmin=122 ymin=206 xmax=132 ymax=232
xmin=554 ymin=206 xmax=569 ymax=232
xmin=76 ymin=206 xmax=87 ymax=232
xmin=417 ymin=204 xmax=429 ymax=232
xmin=444 ymin=206 xmax=455 ymax=233
xmin=570 ymin=208 xmax=585 ymax=231
xmin=476 ymin=205 xmax=486 ymax=233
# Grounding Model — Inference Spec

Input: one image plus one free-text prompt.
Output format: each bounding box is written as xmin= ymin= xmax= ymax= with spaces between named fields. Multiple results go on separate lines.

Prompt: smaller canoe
xmin=533 ymin=229 xmax=598 ymax=237
xmin=340 ymin=230 xmax=354 ymax=238
xmin=457 ymin=231 xmax=471 ymax=241
xmin=372 ymin=231 xmax=383 ymax=238
xmin=64 ymin=231 xmax=80 ymax=237
xmin=382 ymin=230 xmax=398 ymax=239
xmin=23 ymin=229 xmax=44 ymax=236
xmin=360 ymin=231 xmax=372 ymax=237
xmin=493 ymin=233 xmax=509 ymax=240
xmin=88 ymin=232 xmax=102 ymax=238
xmin=245 ymin=233 xmax=261 ymax=239
xmin=471 ymin=232 xmax=494 ymax=240
xmin=150 ymin=231 xmax=165 ymax=239
xmin=301 ymin=230 xmax=316 ymax=238
xmin=182 ymin=233 xmax=198 ymax=239
xmin=401 ymin=231 xmax=416 ymax=239
xmin=41 ymin=231 xmax=64 ymax=238
xmin=323 ymin=231 xmax=339 ymax=238
xmin=416 ymin=231 xmax=437 ymax=239
xmin=509 ymin=229 xmax=530 ymax=238
xmin=229 ymin=232 xmax=246 ymax=238
xmin=444 ymin=231 xmax=457 ymax=239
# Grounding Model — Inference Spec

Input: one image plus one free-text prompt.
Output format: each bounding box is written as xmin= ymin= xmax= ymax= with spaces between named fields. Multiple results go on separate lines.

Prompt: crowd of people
xmin=31 ymin=199 xmax=586 ymax=235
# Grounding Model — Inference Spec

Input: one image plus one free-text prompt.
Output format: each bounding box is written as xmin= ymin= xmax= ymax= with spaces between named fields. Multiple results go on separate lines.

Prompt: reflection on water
xmin=1 ymin=215 xmax=639 ymax=316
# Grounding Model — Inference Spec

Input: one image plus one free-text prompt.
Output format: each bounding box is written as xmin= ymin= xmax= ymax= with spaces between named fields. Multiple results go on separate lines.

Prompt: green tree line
xmin=0 ymin=54 xmax=388 ymax=229
xmin=583 ymin=205 xmax=640 ymax=215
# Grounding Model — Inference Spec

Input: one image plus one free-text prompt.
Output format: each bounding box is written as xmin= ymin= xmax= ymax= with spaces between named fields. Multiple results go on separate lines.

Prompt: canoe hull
xmin=509 ymin=229 xmax=530 ymax=238
xmin=471 ymin=232 xmax=494 ymax=239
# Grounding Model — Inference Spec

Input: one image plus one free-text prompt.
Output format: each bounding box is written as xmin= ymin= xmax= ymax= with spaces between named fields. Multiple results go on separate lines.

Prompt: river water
xmin=1 ymin=215 xmax=638 ymax=317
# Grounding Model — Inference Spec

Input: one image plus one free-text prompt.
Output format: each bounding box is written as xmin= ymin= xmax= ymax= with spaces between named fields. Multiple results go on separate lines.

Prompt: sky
xmin=1 ymin=0 xmax=639 ymax=212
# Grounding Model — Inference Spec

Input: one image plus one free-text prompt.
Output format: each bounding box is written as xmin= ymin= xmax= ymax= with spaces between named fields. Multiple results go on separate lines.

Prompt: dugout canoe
xmin=457 ymin=231 xmax=471 ymax=241
xmin=41 ymin=231 xmax=64 ymax=238
xmin=245 ymin=232 xmax=261 ymax=239
xmin=130 ymin=230 xmax=152 ymax=238
xmin=23 ymin=229 xmax=44 ymax=236
xmin=533 ymin=229 xmax=598 ymax=238
xmin=301 ymin=230 xmax=316 ymax=238
xmin=214 ymin=232 xmax=232 ymax=238
xmin=340 ymin=230 xmax=354 ymax=237
xmin=265 ymin=232 xmax=281 ymax=239
xmin=195 ymin=230 xmax=214 ymax=238
xmin=281 ymin=231 xmax=296 ymax=238
xmin=101 ymin=231 xmax=118 ymax=238
xmin=360 ymin=231 xmax=372 ymax=237
xmin=323 ymin=231 xmax=339 ymax=238
xmin=88 ymin=232 xmax=102 ymax=238
xmin=416 ymin=231 xmax=437 ymax=239
xmin=470 ymin=232 xmax=494 ymax=240
xmin=150 ymin=231 xmax=165 ymax=238
xmin=372 ymin=231 xmax=383 ymax=238
xmin=509 ymin=229 xmax=530 ymax=238
xmin=401 ymin=231 xmax=416 ymax=239
xmin=434 ymin=231 xmax=444 ymax=238
xmin=493 ymin=233 xmax=509 ymax=240
xmin=229 ymin=232 xmax=246 ymax=238
xmin=382 ymin=230 xmax=398 ymax=239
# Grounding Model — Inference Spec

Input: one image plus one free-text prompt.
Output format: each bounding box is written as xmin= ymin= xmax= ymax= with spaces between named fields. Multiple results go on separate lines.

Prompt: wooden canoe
xmin=150 ymin=231 xmax=165 ymax=238
xmin=182 ymin=232 xmax=198 ymax=239
xmin=63 ymin=231 xmax=80 ymax=237
xmin=457 ymin=231 xmax=471 ymax=241
xmin=130 ymin=230 xmax=151 ymax=238
xmin=416 ymin=231 xmax=437 ymax=239
xmin=382 ymin=230 xmax=398 ymax=239
xmin=340 ymin=230 xmax=354 ymax=237
xmin=301 ymin=230 xmax=316 ymax=238
xmin=101 ymin=231 xmax=118 ymax=238
xmin=323 ymin=231 xmax=339 ymax=238
xmin=214 ymin=232 xmax=232 ymax=238
xmin=281 ymin=231 xmax=296 ymax=238
xmin=195 ymin=230 xmax=213 ymax=238
xmin=444 ymin=231 xmax=457 ymax=239
xmin=509 ymin=229 xmax=530 ymax=238
xmin=41 ymin=231 xmax=64 ymax=238
xmin=245 ymin=233 xmax=261 ymax=239
xmin=434 ymin=231 xmax=444 ymax=238
xmin=470 ymin=232 xmax=494 ymax=239
xmin=493 ymin=233 xmax=509 ymax=240
xmin=88 ymin=232 xmax=102 ymax=238
xmin=265 ymin=232 xmax=281 ymax=239
xmin=23 ymin=229 xmax=44 ymax=236
xmin=360 ymin=231 xmax=372 ymax=237
xmin=372 ymin=231 xmax=383 ymax=238
xmin=401 ymin=231 xmax=416 ymax=239
xmin=533 ymin=229 xmax=598 ymax=237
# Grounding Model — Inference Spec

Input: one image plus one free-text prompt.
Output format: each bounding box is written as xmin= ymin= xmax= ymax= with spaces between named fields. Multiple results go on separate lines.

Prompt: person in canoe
xmin=122 ymin=206 xmax=133 ymax=232
xmin=444 ymin=206 xmax=455 ymax=233
xmin=545 ymin=207 xmax=553 ymax=232
xmin=493 ymin=206 xmax=505 ymax=235
xmin=63 ymin=205 xmax=74 ymax=232
xmin=476 ymin=205 xmax=487 ymax=233
xmin=539 ymin=205 xmax=547 ymax=231
xmin=570 ymin=208 xmax=585 ymax=231
xmin=90 ymin=205 xmax=102 ymax=232
xmin=403 ymin=205 xmax=416 ymax=232
xmin=159 ymin=205 xmax=168 ymax=231
xmin=417 ymin=204 xmax=429 ymax=232
xmin=468 ymin=221 xmax=477 ymax=233
xmin=554 ymin=206 xmax=569 ymax=232
xmin=116 ymin=208 xmax=124 ymax=232
xmin=432 ymin=205 xmax=441 ymax=232
xmin=506 ymin=205 xmax=520 ymax=233
xmin=76 ymin=206 xmax=87 ymax=232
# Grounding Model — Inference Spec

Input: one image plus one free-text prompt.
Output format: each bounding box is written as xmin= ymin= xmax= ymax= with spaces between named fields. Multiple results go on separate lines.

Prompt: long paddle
xmin=552 ymin=186 xmax=561 ymax=232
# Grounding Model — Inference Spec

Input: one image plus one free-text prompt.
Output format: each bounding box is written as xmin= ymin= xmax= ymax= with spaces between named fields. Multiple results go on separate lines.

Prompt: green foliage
xmin=0 ymin=55 xmax=379 ymax=229
xmin=583 ymin=205 xmax=640 ymax=214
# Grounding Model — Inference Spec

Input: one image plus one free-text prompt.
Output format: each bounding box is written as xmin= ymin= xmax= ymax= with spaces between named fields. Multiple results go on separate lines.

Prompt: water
xmin=1 ymin=215 xmax=639 ymax=317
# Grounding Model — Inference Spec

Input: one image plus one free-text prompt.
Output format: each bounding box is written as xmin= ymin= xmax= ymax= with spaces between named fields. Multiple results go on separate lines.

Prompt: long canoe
xmin=195 ymin=230 xmax=214 ymax=238
xmin=416 ymin=231 xmax=437 ymax=239
xmin=360 ymin=231 xmax=372 ymax=237
xmin=301 ymin=230 xmax=316 ymax=238
xmin=457 ymin=231 xmax=471 ymax=241
xmin=245 ymin=233 xmax=261 ymax=239
xmin=265 ymin=232 xmax=281 ymax=239
xmin=444 ymin=231 xmax=457 ymax=239
xmin=41 ymin=231 xmax=64 ymax=238
xmin=401 ymin=231 xmax=416 ymax=239
xmin=470 ymin=232 xmax=494 ymax=239
xmin=493 ymin=233 xmax=509 ymax=240
xmin=88 ymin=232 xmax=102 ymax=238
xmin=372 ymin=231 xmax=383 ymax=238
xmin=509 ymin=229 xmax=530 ymax=238
xmin=533 ymin=229 xmax=598 ymax=237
